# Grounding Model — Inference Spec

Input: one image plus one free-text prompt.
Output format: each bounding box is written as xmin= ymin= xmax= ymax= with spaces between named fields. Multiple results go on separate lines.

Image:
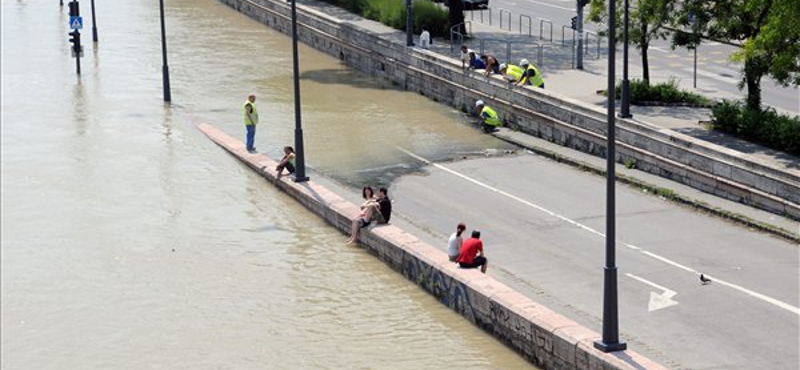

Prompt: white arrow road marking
xmin=626 ymin=273 xmax=679 ymax=312
xmin=396 ymin=146 xmax=800 ymax=316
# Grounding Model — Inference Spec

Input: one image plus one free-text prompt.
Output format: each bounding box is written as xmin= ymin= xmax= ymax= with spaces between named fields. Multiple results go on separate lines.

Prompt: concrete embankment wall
xmin=218 ymin=0 xmax=799 ymax=219
xmin=198 ymin=122 xmax=668 ymax=370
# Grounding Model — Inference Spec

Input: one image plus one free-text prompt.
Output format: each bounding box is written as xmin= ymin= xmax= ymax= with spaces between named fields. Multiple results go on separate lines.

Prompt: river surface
xmin=1 ymin=0 xmax=530 ymax=369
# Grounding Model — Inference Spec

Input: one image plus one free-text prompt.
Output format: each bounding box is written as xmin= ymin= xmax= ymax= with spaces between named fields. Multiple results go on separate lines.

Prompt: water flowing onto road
xmin=1 ymin=0 xmax=528 ymax=369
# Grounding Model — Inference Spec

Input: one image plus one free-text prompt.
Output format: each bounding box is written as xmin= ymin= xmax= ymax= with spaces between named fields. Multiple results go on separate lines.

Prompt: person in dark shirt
xmin=346 ymin=187 xmax=391 ymax=244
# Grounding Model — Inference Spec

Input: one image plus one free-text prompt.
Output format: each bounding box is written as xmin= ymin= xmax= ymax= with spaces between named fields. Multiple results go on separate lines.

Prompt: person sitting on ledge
xmin=457 ymin=230 xmax=488 ymax=273
xmin=346 ymin=187 xmax=391 ymax=244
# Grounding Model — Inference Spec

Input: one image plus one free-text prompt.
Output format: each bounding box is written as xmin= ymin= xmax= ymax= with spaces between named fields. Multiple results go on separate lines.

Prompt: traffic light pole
xmin=75 ymin=33 xmax=81 ymax=75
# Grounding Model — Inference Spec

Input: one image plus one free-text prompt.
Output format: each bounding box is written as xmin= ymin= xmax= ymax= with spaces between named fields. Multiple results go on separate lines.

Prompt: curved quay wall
xmin=198 ymin=123 xmax=668 ymax=370
xmin=218 ymin=0 xmax=799 ymax=219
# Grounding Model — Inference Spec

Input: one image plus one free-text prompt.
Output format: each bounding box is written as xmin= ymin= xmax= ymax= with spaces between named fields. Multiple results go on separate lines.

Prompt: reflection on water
xmin=1 ymin=0 xmax=531 ymax=369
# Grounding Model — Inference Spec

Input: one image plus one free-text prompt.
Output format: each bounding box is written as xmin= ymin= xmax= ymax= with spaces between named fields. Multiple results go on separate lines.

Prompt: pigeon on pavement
xmin=700 ymin=274 xmax=712 ymax=285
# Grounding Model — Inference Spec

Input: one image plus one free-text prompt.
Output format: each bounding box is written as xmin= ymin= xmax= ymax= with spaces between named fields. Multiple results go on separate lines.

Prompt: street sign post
xmin=69 ymin=16 xmax=83 ymax=30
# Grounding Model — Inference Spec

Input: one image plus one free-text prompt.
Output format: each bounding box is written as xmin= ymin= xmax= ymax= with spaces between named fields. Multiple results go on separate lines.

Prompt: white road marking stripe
xmin=518 ymin=0 xmax=574 ymax=12
xmin=397 ymin=146 xmax=800 ymax=316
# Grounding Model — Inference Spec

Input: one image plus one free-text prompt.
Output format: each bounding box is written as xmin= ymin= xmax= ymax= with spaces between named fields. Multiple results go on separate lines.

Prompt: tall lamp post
xmin=291 ymin=0 xmax=309 ymax=182
xmin=619 ymin=0 xmax=632 ymax=118
xmin=405 ymin=0 xmax=414 ymax=46
xmin=159 ymin=0 xmax=171 ymax=102
xmin=90 ymin=0 xmax=98 ymax=42
xmin=594 ymin=0 xmax=626 ymax=353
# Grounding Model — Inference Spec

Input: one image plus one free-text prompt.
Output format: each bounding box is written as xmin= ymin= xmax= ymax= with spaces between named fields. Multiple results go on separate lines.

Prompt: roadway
xmin=380 ymin=145 xmax=799 ymax=369
xmin=463 ymin=0 xmax=800 ymax=114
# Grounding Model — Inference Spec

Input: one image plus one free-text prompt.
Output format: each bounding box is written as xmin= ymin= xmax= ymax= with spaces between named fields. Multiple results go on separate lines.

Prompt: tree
xmin=447 ymin=0 xmax=466 ymax=36
xmin=676 ymin=0 xmax=800 ymax=110
xmin=587 ymin=0 xmax=675 ymax=84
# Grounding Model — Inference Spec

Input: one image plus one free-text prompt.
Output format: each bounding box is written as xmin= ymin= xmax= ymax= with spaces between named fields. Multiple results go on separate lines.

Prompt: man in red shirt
xmin=457 ymin=230 xmax=488 ymax=273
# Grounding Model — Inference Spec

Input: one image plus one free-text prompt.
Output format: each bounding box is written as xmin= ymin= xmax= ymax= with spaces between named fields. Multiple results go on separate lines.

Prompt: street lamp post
xmin=90 ymin=0 xmax=98 ymax=42
xmin=291 ymin=0 xmax=309 ymax=182
xmin=594 ymin=0 xmax=627 ymax=354
xmin=619 ymin=0 xmax=632 ymax=118
xmin=159 ymin=0 xmax=171 ymax=102
xmin=405 ymin=0 xmax=414 ymax=46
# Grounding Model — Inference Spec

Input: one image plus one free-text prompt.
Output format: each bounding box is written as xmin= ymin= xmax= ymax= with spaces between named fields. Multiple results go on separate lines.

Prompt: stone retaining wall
xmin=218 ymin=0 xmax=800 ymax=219
xmin=197 ymin=122 xmax=669 ymax=370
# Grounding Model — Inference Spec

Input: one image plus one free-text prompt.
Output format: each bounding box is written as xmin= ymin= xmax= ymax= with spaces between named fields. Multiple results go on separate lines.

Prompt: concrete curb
xmin=197 ymin=122 xmax=670 ymax=370
xmin=492 ymin=130 xmax=800 ymax=244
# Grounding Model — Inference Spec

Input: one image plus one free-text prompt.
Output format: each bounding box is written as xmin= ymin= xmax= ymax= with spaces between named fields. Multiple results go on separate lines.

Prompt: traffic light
xmin=571 ymin=16 xmax=578 ymax=30
xmin=68 ymin=0 xmax=79 ymax=17
xmin=69 ymin=30 xmax=81 ymax=53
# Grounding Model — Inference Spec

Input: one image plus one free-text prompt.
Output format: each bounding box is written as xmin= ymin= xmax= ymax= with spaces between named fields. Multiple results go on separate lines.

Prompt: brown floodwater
xmin=1 ymin=0 xmax=533 ymax=369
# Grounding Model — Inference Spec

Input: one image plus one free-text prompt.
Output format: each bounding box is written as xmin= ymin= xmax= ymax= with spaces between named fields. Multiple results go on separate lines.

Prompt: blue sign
xmin=69 ymin=16 xmax=83 ymax=30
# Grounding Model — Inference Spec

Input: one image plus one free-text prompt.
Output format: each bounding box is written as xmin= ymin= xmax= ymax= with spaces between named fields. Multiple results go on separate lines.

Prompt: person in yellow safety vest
xmin=499 ymin=63 xmax=525 ymax=84
xmin=517 ymin=59 xmax=545 ymax=89
xmin=475 ymin=100 xmax=501 ymax=133
xmin=243 ymin=93 xmax=259 ymax=153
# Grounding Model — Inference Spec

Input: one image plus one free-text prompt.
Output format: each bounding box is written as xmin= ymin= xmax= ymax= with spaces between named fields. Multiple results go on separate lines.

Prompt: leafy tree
xmin=447 ymin=0 xmax=466 ymax=35
xmin=587 ymin=0 xmax=675 ymax=84
xmin=676 ymin=0 xmax=800 ymax=110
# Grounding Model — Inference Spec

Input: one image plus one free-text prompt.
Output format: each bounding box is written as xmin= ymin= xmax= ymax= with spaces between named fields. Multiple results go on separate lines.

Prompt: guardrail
xmin=449 ymin=22 xmax=468 ymax=52
xmin=499 ymin=8 xmax=512 ymax=31
xmin=561 ymin=24 xmax=574 ymax=47
xmin=584 ymin=30 xmax=601 ymax=58
xmin=519 ymin=14 xmax=532 ymax=36
xmin=479 ymin=38 xmax=512 ymax=64
xmin=469 ymin=8 xmax=492 ymax=26
xmin=538 ymin=18 xmax=553 ymax=42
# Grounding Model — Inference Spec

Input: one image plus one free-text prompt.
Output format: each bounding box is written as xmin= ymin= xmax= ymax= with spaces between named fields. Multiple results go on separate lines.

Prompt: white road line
xmin=518 ymin=0 xmax=574 ymax=12
xmin=650 ymin=47 xmax=669 ymax=53
xmin=626 ymin=273 xmax=674 ymax=293
xmin=396 ymin=146 xmax=800 ymax=316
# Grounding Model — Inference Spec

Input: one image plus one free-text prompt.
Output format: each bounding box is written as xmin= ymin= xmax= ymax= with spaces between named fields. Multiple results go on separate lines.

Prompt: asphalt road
xmin=465 ymin=0 xmax=800 ymax=113
xmin=388 ymin=149 xmax=799 ymax=370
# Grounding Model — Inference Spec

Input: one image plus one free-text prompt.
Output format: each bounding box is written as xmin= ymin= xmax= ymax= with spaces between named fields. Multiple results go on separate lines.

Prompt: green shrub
xmin=361 ymin=0 xmax=449 ymax=37
xmin=711 ymin=100 xmax=800 ymax=156
xmin=412 ymin=0 xmax=449 ymax=37
xmin=614 ymin=78 xmax=711 ymax=106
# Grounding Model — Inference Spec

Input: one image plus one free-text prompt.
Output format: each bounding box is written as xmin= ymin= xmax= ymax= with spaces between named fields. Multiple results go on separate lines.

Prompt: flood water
xmin=1 ymin=0 xmax=530 ymax=369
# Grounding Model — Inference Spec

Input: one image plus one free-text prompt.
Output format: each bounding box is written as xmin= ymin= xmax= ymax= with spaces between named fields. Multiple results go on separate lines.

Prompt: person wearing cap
xmin=474 ymin=100 xmax=501 ymax=133
xmin=499 ymin=62 xmax=525 ymax=83
xmin=457 ymin=230 xmax=488 ymax=273
xmin=243 ymin=93 xmax=259 ymax=153
xmin=517 ymin=59 xmax=545 ymax=88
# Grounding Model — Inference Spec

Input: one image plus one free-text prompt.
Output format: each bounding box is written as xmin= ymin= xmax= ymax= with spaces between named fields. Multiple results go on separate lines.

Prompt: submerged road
xmin=386 ymin=146 xmax=799 ymax=370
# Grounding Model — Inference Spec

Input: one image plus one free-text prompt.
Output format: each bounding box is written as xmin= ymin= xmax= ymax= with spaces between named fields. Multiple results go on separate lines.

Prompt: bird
xmin=700 ymin=273 xmax=712 ymax=285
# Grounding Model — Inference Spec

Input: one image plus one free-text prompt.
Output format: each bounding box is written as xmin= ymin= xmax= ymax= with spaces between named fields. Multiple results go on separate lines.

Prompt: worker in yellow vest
xmin=243 ymin=93 xmax=259 ymax=153
xmin=499 ymin=63 xmax=525 ymax=84
xmin=475 ymin=100 xmax=501 ymax=133
xmin=518 ymin=59 xmax=545 ymax=89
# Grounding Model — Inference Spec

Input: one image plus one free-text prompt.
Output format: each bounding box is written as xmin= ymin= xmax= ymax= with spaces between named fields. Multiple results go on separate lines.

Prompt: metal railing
xmin=479 ymin=38 xmax=512 ymax=64
xmin=519 ymin=14 xmax=532 ymax=36
xmin=449 ymin=22 xmax=466 ymax=52
xmin=469 ymin=8 xmax=492 ymax=26
xmin=499 ymin=8 xmax=512 ymax=31
xmin=584 ymin=30 xmax=601 ymax=58
xmin=538 ymin=18 xmax=553 ymax=42
xmin=561 ymin=25 xmax=575 ymax=47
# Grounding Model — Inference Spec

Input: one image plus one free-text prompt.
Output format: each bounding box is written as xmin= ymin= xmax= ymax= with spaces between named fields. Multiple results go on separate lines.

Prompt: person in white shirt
xmin=447 ymin=222 xmax=467 ymax=262
xmin=419 ymin=28 xmax=431 ymax=49
xmin=460 ymin=45 xmax=471 ymax=69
